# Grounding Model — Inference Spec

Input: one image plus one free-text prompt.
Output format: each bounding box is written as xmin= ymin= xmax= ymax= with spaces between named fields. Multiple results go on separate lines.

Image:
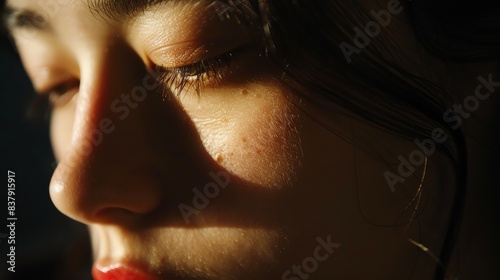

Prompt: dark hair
xmin=249 ymin=0 xmax=499 ymax=278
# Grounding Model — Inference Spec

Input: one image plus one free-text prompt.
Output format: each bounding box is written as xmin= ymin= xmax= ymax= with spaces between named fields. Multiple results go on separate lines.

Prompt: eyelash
xmin=27 ymin=52 xmax=234 ymax=120
xmin=155 ymin=52 xmax=234 ymax=97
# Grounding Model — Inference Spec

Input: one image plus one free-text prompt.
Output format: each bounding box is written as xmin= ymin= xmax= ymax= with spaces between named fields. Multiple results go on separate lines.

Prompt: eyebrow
xmin=2 ymin=0 xmax=177 ymax=32
xmin=86 ymin=0 xmax=176 ymax=22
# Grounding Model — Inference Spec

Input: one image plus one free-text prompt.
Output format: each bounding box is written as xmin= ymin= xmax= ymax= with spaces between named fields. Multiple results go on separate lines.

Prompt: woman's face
xmin=7 ymin=0 xmax=444 ymax=279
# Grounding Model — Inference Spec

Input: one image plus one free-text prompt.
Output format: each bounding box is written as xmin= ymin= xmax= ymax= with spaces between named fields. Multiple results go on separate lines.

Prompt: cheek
xmin=182 ymin=82 xmax=301 ymax=188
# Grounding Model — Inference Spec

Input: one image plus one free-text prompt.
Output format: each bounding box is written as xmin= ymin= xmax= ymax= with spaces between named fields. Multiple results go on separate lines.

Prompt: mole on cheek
xmin=216 ymin=154 xmax=224 ymax=163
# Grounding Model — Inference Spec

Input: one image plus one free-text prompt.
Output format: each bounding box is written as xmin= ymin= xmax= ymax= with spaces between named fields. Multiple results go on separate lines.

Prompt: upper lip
xmin=92 ymin=261 xmax=160 ymax=280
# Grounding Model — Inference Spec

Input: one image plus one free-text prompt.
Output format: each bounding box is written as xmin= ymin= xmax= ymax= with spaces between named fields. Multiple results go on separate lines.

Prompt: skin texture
xmin=6 ymin=0 xmax=462 ymax=279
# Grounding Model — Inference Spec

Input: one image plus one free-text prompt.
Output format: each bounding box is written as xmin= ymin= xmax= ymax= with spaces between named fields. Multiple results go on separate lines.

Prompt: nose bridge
xmin=72 ymin=39 xmax=151 ymax=157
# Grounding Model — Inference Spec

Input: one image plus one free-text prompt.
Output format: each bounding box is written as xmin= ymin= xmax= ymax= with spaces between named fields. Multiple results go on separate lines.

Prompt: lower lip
xmin=92 ymin=264 xmax=157 ymax=280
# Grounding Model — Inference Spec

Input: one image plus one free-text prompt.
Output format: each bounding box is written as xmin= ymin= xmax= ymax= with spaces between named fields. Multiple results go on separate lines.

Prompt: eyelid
xmin=165 ymin=51 xmax=234 ymax=74
xmin=32 ymin=68 xmax=75 ymax=94
xmin=154 ymin=41 xmax=252 ymax=70
xmin=148 ymin=40 xmax=235 ymax=69
xmin=44 ymin=79 xmax=80 ymax=96
xmin=42 ymin=79 xmax=80 ymax=107
xmin=26 ymin=80 xmax=79 ymax=122
xmin=144 ymin=26 xmax=255 ymax=68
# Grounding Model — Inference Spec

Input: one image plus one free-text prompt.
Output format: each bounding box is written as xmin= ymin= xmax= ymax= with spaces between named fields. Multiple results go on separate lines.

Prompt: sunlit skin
xmin=6 ymin=0 xmax=459 ymax=279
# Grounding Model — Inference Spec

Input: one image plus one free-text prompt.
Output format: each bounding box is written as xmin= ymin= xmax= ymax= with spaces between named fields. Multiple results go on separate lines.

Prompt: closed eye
xmin=26 ymin=80 xmax=79 ymax=121
xmin=154 ymin=51 xmax=235 ymax=97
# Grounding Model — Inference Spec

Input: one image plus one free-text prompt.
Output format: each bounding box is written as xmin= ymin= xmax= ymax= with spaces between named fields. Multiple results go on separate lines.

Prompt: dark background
xmin=0 ymin=20 xmax=92 ymax=280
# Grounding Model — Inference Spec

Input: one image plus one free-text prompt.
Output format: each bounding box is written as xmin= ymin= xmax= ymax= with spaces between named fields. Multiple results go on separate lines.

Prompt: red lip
xmin=92 ymin=263 xmax=158 ymax=280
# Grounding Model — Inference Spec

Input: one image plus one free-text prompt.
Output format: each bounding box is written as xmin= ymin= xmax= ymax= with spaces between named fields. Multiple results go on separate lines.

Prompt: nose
xmin=49 ymin=39 xmax=203 ymax=225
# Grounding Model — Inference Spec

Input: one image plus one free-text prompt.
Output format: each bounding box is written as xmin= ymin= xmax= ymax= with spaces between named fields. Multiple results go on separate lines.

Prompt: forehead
xmin=4 ymin=0 xmax=249 ymax=31
xmin=5 ymin=0 xmax=170 ymax=22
